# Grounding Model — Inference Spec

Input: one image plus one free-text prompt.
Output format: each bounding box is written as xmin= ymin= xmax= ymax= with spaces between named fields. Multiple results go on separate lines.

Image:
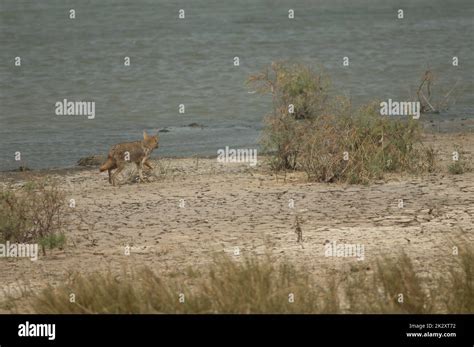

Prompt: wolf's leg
xmin=138 ymin=159 xmax=146 ymax=182
xmin=144 ymin=160 xmax=153 ymax=170
xmin=108 ymin=169 xmax=112 ymax=184
xmin=111 ymin=162 xmax=125 ymax=186
xmin=133 ymin=162 xmax=142 ymax=183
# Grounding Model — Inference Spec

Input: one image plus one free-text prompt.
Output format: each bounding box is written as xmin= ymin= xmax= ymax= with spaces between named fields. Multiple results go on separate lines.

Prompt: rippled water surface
xmin=0 ymin=0 xmax=472 ymax=169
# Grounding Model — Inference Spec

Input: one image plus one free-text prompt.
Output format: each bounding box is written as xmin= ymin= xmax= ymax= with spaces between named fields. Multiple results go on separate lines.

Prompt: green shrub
xmin=448 ymin=147 xmax=470 ymax=174
xmin=39 ymin=233 xmax=67 ymax=251
xmin=0 ymin=181 xmax=68 ymax=255
xmin=247 ymin=61 xmax=331 ymax=121
xmin=248 ymin=61 xmax=436 ymax=183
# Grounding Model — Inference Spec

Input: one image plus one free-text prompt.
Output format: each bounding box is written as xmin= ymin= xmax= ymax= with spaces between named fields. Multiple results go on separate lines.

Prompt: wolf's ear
xmin=143 ymin=130 xmax=148 ymax=140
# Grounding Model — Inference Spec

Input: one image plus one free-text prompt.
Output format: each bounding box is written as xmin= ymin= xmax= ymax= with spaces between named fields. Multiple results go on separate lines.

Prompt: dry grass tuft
xmin=10 ymin=243 xmax=473 ymax=314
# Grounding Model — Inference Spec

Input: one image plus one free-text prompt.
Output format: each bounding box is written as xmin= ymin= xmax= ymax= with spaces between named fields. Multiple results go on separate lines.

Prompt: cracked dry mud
xmin=0 ymin=132 xmax=472 ymax=312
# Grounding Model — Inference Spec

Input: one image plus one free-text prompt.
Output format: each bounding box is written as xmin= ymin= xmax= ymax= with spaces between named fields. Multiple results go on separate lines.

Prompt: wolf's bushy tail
xmin=99 ymin=158 xmax=114 ymax=172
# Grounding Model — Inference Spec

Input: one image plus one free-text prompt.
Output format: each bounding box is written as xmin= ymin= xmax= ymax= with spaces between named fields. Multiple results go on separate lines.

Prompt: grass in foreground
xmin=7 ymin=243 xmax=473 ymax=314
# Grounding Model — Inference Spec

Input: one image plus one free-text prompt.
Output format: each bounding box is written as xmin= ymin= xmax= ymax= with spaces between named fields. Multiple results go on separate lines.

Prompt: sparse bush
xmin=448 ymin=146 xmax=470 ymax=175
xmin=448 ymin=161 xmax=465 ymax=175
xmin=248 ymin=61 xmax=436 ymax=183
xmin=39 ymin=232 xmax=67 ymax=251
xmin=299 ymin=103 xmax=436 ymax=183
xmin=248 ymin=62 xmax=332 ymax=170
xmin=415 ymin=69 xmax=458 ymax=114
xmin=0 ymin=181 xmax=68 ymax=255
xmin=247 ymin=61 xmax=331 ymax=121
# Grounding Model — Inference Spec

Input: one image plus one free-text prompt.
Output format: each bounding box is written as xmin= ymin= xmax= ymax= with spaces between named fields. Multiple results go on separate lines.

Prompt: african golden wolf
xmin=99 ymin=130 xmax=159 ymax=185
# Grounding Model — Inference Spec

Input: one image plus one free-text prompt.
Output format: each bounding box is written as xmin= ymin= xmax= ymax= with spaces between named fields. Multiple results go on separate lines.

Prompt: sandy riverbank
xmin=0 ymin=132 xmax=473 ymax=312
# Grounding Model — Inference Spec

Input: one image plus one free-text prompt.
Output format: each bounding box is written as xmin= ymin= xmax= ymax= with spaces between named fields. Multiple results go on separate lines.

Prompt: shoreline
xmin=1 ymin=117 xmax=473 ymax=173
xmin=0 ymin=131 xmax=473 ymax=313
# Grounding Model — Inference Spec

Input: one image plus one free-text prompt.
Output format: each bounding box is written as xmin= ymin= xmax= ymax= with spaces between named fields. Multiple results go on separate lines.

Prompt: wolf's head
xmin=142 ymin=130 xmax=159 ymax=150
